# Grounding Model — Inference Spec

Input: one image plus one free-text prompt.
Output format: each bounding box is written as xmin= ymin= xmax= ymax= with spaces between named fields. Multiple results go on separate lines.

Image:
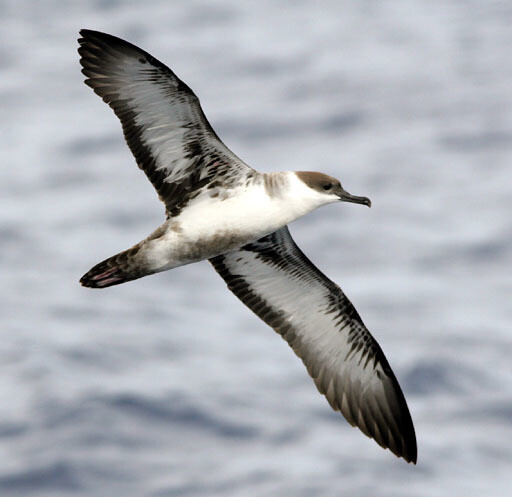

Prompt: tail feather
xmin=80 ymin=245 xmax=152 ymax=288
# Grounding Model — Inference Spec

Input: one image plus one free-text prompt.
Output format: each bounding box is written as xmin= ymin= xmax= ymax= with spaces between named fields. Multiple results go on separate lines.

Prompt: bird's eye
xmin=323 ymin=183 xmax=332 ymax=191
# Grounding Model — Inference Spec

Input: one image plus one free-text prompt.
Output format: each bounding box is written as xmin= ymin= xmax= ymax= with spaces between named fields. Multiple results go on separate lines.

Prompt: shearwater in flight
xmin=78 ymin=29 xmax=417 ymax=463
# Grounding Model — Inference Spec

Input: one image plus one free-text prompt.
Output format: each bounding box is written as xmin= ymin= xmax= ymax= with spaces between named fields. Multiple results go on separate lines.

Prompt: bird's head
xmin=294 ymin=171 xmax=371 ymax=208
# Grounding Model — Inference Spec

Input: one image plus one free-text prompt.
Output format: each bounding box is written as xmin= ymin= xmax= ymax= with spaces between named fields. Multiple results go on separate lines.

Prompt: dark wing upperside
xmin=210 ymin=227 xmax=417 ymax=463
xmin=78 ymin=29 xmax=252 ymax=216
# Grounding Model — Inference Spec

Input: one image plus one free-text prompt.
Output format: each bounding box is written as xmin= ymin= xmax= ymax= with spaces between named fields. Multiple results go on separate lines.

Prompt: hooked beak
xmin=337 ymin=189 xmax=371 ymax=208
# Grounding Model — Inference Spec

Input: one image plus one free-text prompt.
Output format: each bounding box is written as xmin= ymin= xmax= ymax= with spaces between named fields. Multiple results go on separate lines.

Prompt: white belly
xmin=181 ymin=186 xmax=292 ymax=238
xmin=144 ymin=183 xmax=315 ymax=270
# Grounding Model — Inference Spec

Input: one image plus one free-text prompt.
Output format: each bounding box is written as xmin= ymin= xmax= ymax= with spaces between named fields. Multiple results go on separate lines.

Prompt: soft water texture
xmin=1 ymin=1 xmax=512 ymax=496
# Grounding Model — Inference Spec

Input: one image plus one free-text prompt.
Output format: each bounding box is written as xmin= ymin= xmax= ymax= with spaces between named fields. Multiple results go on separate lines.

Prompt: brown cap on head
xmin=296 ymin=171 xmax=339 ymax=190
xmin=295 ymin=171 xmax=371 ymax=207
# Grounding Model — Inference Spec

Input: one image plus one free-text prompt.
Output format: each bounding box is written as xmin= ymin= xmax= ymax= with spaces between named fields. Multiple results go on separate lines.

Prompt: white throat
xmin=282 ymin=172 xmax=338 ymax=217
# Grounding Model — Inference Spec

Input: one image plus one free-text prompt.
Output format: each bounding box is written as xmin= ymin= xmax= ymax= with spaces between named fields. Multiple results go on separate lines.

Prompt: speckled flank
xmin=263 ymin=172 xmax=287 ymax=198
xmin=169 ymin=221 xmax=183 ymax=234
xmin=147 ymin=223 xmax=168 ymax=241
xmin=80 ymin=221 xmax=261 ymax=288
xmin=177 ymin=231 xmax=253 ymax=262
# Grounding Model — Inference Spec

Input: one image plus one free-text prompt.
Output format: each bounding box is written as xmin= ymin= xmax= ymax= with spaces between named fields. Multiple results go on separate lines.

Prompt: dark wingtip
xmin=79 ymin=28 xmax=117 ymax=41
xmin=77 ymin=28 xmax=175 ymax=82
xmin=372 ymin=424 xmax=417 ymax=464
xmin=407 ymin=440 xmax=418 ymax=465
xmin=78 ymin=28 xmax=104 ymax=44
xmin=398 ymin=441 xmax=417 ymax=464
xmin=398 ymin=415 xmax=417 ymax=464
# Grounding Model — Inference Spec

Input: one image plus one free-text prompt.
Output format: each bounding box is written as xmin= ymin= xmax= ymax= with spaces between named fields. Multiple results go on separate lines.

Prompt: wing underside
xmin=78 ymin=29 xmax=252 ymax=216
xmin=210 ymin=227 xmax=417 ymax=463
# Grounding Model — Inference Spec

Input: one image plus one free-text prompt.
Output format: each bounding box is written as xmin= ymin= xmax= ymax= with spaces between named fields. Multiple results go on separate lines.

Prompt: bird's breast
xmin=162 ymin=185 xmax=305 ymax=261
xmin=142 ymin=181 xmax=321 ymax=270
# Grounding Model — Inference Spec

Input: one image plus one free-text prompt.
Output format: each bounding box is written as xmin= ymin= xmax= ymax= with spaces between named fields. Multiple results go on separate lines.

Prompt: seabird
xmin=77 ymin=29 xmax=417 ymax=463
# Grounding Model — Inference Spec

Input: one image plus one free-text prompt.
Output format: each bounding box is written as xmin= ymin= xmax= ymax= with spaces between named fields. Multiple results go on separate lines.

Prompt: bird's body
xmin=82 ymin=171 xmax=342 ymax=286
xmin=158 ymin=171 xmax=337 ymax=261
xmin=77 ymin=29 xmax=417 ymax=463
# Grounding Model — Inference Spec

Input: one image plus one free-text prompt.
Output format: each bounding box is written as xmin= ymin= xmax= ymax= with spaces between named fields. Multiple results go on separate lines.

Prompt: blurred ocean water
xmin=1 ymin=1 xmax=512 ymax=495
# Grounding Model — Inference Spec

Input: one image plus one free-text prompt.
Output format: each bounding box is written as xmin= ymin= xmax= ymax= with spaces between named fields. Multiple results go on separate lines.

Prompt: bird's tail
xmin=80 ymin=243 xmax=154 ymax=288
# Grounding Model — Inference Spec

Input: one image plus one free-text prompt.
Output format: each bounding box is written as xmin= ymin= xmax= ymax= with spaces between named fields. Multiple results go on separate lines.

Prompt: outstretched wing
xmin=210 ymin=227 xmax=417 ymax=463
xmin=78 ymin=29 xmax=252 ymax=216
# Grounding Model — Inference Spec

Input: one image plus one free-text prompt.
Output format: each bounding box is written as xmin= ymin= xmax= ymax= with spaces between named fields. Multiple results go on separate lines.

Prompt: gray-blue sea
xmin=1 ymin=1 xmax=511 ymax=495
